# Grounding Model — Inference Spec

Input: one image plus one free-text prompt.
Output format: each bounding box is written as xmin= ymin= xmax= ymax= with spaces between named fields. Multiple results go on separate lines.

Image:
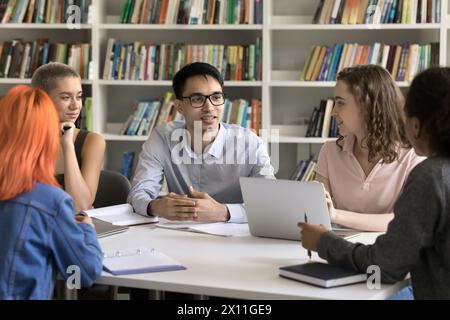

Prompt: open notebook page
xmin=156 ymin=219 xmax=250 ymax=237
xmin=81 ymin=204 xmax=158 ymax=226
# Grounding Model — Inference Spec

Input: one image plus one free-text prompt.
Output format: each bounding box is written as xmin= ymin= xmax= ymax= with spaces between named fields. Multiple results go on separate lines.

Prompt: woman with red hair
xmin=0 ymin=85 xmax=102 ymax=300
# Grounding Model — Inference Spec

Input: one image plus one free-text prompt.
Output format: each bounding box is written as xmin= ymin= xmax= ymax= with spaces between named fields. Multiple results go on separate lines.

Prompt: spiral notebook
xmin=103 ymin=247 xmax=186 ymax=275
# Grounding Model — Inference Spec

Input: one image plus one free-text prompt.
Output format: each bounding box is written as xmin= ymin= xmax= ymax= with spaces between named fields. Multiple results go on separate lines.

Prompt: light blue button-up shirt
xmin=128 ymin=121 xmax=275 ymax=223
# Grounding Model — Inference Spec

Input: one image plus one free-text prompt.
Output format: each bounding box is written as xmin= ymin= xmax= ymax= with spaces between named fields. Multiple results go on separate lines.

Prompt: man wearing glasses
xmin=128 ymin=62 xmax=274 ymax=223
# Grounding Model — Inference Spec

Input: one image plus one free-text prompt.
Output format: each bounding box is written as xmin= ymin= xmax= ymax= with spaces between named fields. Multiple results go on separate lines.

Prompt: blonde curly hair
xmin=336 ymin=65 xmax=410 ymax=163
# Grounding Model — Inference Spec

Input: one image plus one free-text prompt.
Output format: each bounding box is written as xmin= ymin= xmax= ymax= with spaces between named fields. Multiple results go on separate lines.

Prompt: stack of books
xmin=300 ymin=42 xmax=439 ymax=82
xmin=76 ymin=97 xmax=93 ymax=131
xmin=0 ymin=39 xmax=91 ymax=79
xmin=102 ymin=38 xmax=263 ymax=81
xmin=290 ymin=159 xmax=317 ymax=182
xmin=119 ymin=0 xmax=263 ymax=25
xmin=119 ymin=92 xmax=182 ymax=137
xmin=305 ymin=98 xmax=337 ymax=138
xmin=312 ymin=0 xmax=441 ymax=25
xmin=0 ymin=0 xmax=91 ymax=24
xmin=219 ymin=98 xmax=261 ymax=134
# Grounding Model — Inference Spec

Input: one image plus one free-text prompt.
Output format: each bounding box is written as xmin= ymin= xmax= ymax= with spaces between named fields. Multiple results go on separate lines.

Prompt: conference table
xmin=89 ymin=224 xmax=407 ymax=300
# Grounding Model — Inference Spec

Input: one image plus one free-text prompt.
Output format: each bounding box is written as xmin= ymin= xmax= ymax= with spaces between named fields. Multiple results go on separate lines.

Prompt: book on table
xmin=279 ymin=262 xmax=367 ymax=288
xmin=90 ymin=217 xmax=129 ymax=238
xmin=80 ymin=203 xmax=158 ymax=226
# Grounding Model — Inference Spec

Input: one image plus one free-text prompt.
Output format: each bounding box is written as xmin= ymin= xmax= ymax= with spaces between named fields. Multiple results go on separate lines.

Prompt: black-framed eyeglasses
xmin=182 ymin=93 xmax=225 ymax=108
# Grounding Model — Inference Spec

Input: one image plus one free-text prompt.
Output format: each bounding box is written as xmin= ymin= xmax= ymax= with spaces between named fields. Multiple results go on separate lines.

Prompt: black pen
xmin=62 ymin=125 xmax=72 ymax=135
xmin=304 ymin=213 xmax=312 ymax=259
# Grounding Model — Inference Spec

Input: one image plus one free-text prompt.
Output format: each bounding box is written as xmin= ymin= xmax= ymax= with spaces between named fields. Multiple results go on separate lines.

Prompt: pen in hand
xmin=304 ymin=213 xmax=312 ymax=259
xmin=62 ymin=125 xmax=72 ymax=135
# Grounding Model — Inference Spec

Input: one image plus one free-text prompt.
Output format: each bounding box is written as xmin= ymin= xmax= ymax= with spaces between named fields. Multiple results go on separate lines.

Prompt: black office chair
xmin=93 ymin=170 xmax=131 ymax=208
xmin=68 ymin=170 xmax=132 ymax=300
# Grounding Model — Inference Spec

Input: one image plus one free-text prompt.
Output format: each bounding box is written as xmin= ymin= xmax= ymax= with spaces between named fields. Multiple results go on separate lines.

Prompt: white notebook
xmin=103 ymin=247 xmax=186 ymax=275
xmin=156 ymin=219 xmax=250 ymax=237
xmin=81 ymin=204 xmax=158 ymax=226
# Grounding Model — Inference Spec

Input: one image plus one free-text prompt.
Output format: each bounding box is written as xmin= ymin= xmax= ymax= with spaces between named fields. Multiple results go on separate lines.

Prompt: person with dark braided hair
xmin=314 ymin=65 xmax=425 ymax=232
xmin=300 ymin=67 xmax=450 ymax=299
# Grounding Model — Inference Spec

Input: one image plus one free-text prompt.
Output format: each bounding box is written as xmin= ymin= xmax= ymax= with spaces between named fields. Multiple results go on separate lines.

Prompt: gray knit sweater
xmin=318 ymin=156 xmax=450 ymax=299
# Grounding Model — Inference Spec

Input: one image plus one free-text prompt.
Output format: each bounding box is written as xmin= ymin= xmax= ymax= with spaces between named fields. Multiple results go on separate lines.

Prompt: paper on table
xmin=331 ymin=223 xmax=361 ymax=239
xmin=81 ymin=204 xmax=158 ymax=226
xmin=347 ymin=232 xmax=383 ymax=245
xmin=331 ymin=223 xmax=357 ymax=231
xmin=156 ymin=219 xmax=250 ymax=237
xmin=103 ymin=247 xmax=186 ymax=275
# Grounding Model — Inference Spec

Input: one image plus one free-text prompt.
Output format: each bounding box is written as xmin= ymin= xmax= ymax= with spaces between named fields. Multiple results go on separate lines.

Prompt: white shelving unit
xmin=1 ymin=0 xmax=449 ymax=178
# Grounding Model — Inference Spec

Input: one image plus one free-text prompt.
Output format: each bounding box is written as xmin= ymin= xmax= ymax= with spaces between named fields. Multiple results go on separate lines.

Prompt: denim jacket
xmin=0 ymin=183 xmax=103 ymax=299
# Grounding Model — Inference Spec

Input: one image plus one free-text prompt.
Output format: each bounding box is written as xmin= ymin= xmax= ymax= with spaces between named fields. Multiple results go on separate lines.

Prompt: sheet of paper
xmin=156 ymin=219 xmax=250 ymax=237
xmin=331 ymin=223 xmax=362 ymax=239
xmin=82 ymin=204 xmax=158 ymax=226
xmin=347 ymin=232 xmax=383 ymax=245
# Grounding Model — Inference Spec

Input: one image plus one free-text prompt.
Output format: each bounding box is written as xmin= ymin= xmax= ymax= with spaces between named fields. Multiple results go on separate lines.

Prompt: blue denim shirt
xmin=0 ymin=183 xmax=103 ymax=300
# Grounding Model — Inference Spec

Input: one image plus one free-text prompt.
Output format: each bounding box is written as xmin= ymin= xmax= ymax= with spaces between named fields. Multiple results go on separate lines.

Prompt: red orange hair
xmin=0 ymin=85 xmax=60 ymax=201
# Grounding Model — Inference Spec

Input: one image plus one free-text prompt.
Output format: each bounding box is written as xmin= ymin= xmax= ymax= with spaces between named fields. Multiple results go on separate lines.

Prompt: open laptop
xmin=240 ymin=177 xmax=333 ymax=241
xmin=91 ymin=217 xmax=129 ymax=238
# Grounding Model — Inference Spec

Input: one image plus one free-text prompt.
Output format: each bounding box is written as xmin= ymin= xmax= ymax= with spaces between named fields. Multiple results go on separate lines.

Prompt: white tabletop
xmin=96 ymin=225 xmax=407 ymax=300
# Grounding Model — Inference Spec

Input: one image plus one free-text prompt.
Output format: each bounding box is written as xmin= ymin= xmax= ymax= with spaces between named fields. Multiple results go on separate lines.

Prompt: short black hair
xmin=405 ymin=67 xmax=450 ymax=156
xmin=172 ymin=62 xmax=224 ymax=99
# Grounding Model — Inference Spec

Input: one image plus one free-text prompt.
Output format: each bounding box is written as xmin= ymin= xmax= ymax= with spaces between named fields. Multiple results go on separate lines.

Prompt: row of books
xmin=305 ymin=98 xmax=338 ymax=138
xmin=76 ymin=96 xmax=92 ymax=131
xmin=0 ymin=39 xmax=91 ymax=79
xmin=103 ymin=38 xmax=262 ymax=81
xmin=120 ymin=151 xmax=135 ymax=180
xmin=219 ymin=98 xmax=261 ymax=133
xmin=0 ymin=0 xmax=90 ymax=24
xmin=119 ymin=92 xmax=181 ymax=136
xmin=119 ymin=91 xmax=262 ymax=136
xmin=290 ymin=159 xmax=317 ymax=182
xmin=300 ymin=42 xmax=439 ymax=82
xmin=120 ymin=0 xmax=263 ymax=25
xmin=313 ymin=0 xmax=441 ymax=25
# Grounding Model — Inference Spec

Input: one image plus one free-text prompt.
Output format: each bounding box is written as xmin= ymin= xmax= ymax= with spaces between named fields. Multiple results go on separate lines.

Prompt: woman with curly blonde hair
xmin=301 ymin=67 xmax=450 ymax=299
xmin=314 ymin=65 xmax=425 ymax=232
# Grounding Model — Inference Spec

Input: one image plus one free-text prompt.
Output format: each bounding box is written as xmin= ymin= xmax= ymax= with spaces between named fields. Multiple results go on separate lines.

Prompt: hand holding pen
xmin=60 ymin=123 xmax=75 ymax=149
xmin=304 ymin=213 xmax=312 ymax=259
xmin=62 ymin=125 xmax=72 ymax=135
xmin=298 ymin=216 xmax=328 ymax=257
